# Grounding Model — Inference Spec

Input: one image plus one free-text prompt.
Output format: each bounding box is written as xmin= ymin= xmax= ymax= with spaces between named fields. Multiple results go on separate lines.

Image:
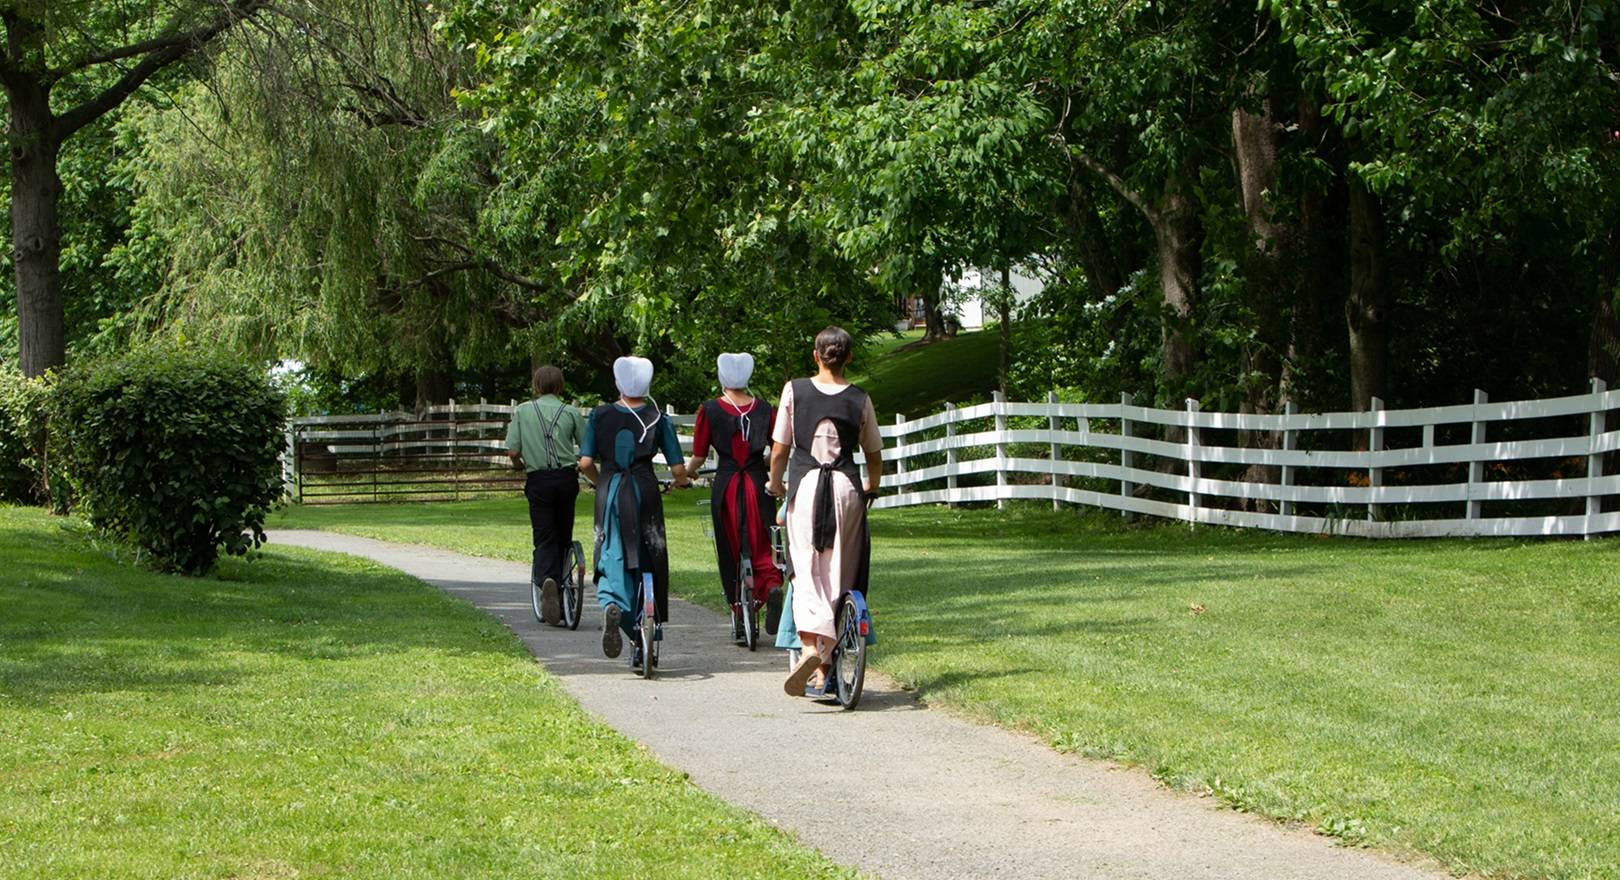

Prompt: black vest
xmin=787 ymin=379 xmax=869 ymax=551
xmin=702 ymin=396 xmax=776 ymax=587
xmin=701 ymin=397 xmax=772 ymax=474
xmin=589 ymin=402 xmax=667 ymax=574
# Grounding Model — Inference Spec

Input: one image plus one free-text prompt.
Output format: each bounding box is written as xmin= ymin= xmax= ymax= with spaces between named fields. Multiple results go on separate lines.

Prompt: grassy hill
xmin=849 ymin=328 xmax=1000 ymax=418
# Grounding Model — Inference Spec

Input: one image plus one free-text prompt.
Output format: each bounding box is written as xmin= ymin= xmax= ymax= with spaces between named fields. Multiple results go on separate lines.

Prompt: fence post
xmin=1588 ymin=378 xmax=1608 ymax=540
xmin=1368 ymin=396 xmax=1384 ymax=521
xmin=283 ymin=423 xmax=298 ymax=502
xmin=1185 ymin=398 xmax=1201 ymax=526
xmin=893 ymin=413 xmax=906 ymax=501
xmin=1047 ymin=391 xmax=1062 ymax=511
xmin=667 ymin=403 xmax=678 ymax=483
xmin=372 ymin=423 xmax=381 ymax=503
xmin=452 ymin=399 xmax=464 ymax=502
xmin=945 ymin=403 xmax=958 ymax=508
xmin=1467 ymin=389 xmax=1487 ymax=520
xmin=1280 ymin=402 xmax=1297 ymax=518
xmin=1119 ymin=392 xmax=1135 ymax=517
xmin=993 ymin=389 xmax=1008 ymax=510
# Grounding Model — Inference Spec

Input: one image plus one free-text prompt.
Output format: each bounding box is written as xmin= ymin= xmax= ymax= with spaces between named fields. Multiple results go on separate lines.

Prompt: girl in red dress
xmin=687 ymin=353 xmax=785 ymax=642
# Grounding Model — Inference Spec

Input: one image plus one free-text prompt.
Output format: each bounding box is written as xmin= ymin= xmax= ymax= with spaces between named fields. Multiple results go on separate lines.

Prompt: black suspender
xmin=530 ymin=400 xmax=571 ymax=469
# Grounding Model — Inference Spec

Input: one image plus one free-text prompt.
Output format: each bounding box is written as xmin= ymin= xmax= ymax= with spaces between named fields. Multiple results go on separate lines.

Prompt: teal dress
xmin=776 ymin=589 xmax=801 ymax=651
xmin=584 ymin=402 xmax=684 ymax=636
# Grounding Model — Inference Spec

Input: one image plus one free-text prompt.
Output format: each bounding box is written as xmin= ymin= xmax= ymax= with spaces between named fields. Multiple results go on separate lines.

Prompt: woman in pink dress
xmin=767 ymin=326 xmax=884 ymax=697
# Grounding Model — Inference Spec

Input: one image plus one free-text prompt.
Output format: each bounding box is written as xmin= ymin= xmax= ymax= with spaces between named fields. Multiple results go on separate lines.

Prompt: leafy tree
xmin=1267 ymin=0 xmax=1620 ymax=391
xmin=442 ymin=1 xmax=887 ymax=401
xmin=1 ymin=0 xmax=269 ymax=376
xmin=120 ymin=1 xmax=573 ymax=409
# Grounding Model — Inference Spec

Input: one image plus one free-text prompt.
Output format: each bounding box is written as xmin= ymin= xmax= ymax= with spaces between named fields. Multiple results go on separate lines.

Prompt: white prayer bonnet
xmin=717 ymin=352 xmax=755 ymax=390
xmin=613 ymin=356 xmax=654 ymax=398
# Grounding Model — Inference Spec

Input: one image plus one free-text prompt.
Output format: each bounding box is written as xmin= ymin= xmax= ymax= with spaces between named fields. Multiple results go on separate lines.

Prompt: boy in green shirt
xmin=506 ymin=365 xmax=587 ymax=624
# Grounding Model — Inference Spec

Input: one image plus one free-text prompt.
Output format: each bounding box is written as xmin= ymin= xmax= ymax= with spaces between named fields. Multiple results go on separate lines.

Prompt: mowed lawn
xmin=275 ymin=495 xmax=1620 ymax=880
xmin=0 ymin=506 xmax=854 ymax=880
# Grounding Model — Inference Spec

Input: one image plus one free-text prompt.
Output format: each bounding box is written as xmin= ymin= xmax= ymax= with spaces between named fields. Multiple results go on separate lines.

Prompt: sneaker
xmin=764 ymin=587 xmax=784 ymax=635
xmin=730 ymin=607 xmax=744 ymax=642
xmin=602 ymin=606 xmax=622 ymax=658
xmin=540 ymin=577 xmax=562 ymax=626
xmin=630 ymin=645 xmax=643 ymax=669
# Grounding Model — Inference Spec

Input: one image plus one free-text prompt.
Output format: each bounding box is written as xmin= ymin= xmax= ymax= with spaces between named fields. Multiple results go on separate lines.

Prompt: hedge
xmin=0 ymin=366 xmax=51 ymax=504
xmin=54 ymin=350 xmax=287 ymax=575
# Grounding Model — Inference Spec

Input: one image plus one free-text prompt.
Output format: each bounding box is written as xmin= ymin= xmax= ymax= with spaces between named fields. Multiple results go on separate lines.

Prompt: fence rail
xmin=286 ymin=400 xmax=522 ymax=504
xmin=285 ymin=382 xmax=1619 ymax=538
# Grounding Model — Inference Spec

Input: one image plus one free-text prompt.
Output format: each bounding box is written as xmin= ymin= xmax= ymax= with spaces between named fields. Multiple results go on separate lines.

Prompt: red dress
xmin=692 ymin=397 xmax=783 ymax=607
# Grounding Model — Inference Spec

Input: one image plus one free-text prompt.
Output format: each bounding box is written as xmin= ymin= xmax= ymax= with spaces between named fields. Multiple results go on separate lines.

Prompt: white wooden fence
xmin=869 ymin=381 xmax=1618 ymax=539
xmin=287 ymin=381 xmax=1620 ymax=538
xmin=285 ymin=400 xmax=521 ymax=503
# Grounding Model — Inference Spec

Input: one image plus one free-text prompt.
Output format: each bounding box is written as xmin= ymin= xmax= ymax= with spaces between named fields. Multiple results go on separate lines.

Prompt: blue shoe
xmin=602 ymin=606 xmax=622 ymax=658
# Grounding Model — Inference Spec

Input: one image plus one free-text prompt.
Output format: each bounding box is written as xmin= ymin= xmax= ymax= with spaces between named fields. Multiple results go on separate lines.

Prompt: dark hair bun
xmin=814 ymin=325 xmax=854 ymax=368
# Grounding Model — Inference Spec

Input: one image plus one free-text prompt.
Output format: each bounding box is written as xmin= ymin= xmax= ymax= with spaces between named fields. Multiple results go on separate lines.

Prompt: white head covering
xmin=613 ymin=356 xmax=654 ymax=398
xmin=717 ymin=352 xmax=754 ymax=390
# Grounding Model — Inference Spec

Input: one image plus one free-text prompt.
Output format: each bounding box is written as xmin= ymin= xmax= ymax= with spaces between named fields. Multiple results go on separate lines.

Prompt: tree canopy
xmin=4 ymin=0 xmax=1617 ymax=413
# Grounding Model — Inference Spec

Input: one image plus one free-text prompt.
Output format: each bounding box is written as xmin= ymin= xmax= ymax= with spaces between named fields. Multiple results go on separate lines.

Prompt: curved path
xmin=274 ymin=530 xmax=1442 ymax=880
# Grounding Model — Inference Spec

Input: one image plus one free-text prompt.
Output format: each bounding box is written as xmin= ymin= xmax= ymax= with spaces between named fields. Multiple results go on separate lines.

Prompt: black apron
xmin=590 ymin=402 xmax=671 ymax=624
xmin=786 ymin=378 xmax=872 ymax=595
xmin=702 ymin=397 xmax=776 ymax=602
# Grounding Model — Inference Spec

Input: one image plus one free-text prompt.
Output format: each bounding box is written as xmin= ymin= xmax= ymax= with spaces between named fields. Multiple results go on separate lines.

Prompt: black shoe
xmin=630 ymin=645 xmax=643 ymax=669
xmin=731 ymin=608 xmax=744 ymax=643
xmin=602 ymin=606 xmax=622 ymax=658
xmin=540 ymin=577 xmax=562 ymax=625
xmin=764 ymin=587 xmax=784 ymax=635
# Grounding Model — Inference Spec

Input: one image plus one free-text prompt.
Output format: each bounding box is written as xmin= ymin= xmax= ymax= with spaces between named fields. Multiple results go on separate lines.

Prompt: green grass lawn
xmin=0 ymin=505 xmax=854 ymax=880
xmin=847 ymin=328 xmax=999 ymax=416
xmin=274 ymin=495 xmax=1620 ymax=880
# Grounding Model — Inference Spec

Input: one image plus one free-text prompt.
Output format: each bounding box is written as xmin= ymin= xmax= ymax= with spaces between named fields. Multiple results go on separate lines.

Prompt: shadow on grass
xmin=0 ymin=530 xmax=518 ymax=707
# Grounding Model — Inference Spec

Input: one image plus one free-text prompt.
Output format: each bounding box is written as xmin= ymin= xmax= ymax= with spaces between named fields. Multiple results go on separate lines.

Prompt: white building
xmin=943 ymin=265 xmax=1046 ymax=330
xmin=901 ymin=264 xmax=1046 ymax=331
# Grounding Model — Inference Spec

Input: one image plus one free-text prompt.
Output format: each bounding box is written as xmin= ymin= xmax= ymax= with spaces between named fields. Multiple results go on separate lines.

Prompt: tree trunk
xmin=1590 ymin=233 xmax=1620 ymax=386
xmin=1073 ymin=150 xmax=1200 ymax=398
xmin=921 ymin=286 xmax=947 ymax=341
xmin=414 ymin=367 xmax=455 ymax=414
xmin=1284 ymin=98 xmax=1339 ymax=410
xmin=1347 ymin=176 xmax=1389 ymax=411
xmin=1061 ymin=177 xmax=1124 ymax=302
xmin=1594 ymin=234 xmax=1620 ymax=512
xmin=1232 ymin=96 xmax=1286 ymax=415
xmin=1232 ymin=96 xmax=1288 ymax=505
xmin=8 ymin=76 xmax=64 ymax=378
xmin=998 ymin=264 xmax=1012 ymax=397
xmin=1153 ymin=173 xmax=1201 ymax=394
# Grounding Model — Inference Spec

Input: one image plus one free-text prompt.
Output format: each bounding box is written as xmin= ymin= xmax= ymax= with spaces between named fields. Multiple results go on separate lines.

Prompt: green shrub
xmin=0 ymin=366 xmax=52 ymax=504
xmin=54 ymin=350 xmax=287 ymax=574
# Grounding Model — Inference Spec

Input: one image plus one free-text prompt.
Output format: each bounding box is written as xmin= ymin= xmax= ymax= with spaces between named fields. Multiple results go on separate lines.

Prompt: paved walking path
xmin=274 ymin=530 xmax=1441 ymax=880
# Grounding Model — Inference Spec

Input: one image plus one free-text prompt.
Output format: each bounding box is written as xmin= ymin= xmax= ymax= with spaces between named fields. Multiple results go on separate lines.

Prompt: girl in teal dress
xmin=579 ymin=356 xmax=691 ymax=668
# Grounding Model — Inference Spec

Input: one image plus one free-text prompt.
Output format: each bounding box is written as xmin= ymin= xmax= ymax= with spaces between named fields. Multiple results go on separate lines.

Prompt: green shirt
xmin=505 ymin=394 xmax=585 ymax=472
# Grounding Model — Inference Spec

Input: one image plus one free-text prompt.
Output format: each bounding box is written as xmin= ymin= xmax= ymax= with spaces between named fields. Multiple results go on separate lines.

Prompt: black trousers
xmin=524 ymin=467 xmax=580 ymax=586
